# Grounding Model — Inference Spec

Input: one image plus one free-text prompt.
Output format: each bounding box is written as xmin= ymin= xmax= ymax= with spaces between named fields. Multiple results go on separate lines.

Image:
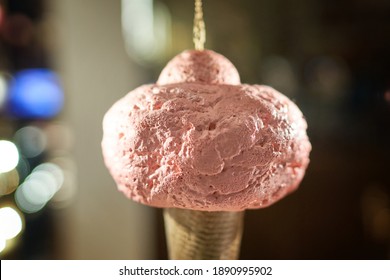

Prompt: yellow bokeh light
xmin=0 ymin=169 xmax=20 ymax=196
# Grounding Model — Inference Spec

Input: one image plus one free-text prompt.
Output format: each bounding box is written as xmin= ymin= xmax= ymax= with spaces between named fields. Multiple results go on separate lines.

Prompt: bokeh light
xmin=361 ymin=184 xmax=390 ymax=243
xmin=121 ymin=0 xmax=171 ymax=64
xmin=0 ymin=140 xmax=19 ymax=173
xmin=259 ymin=55 xmax=298 ymax=97
xmin=304 ymin=56 xmax=351 ymax=100
xmin=384 ymin=90 xmax=390 ymax=103
xmin=15 ymin=184 xmax=45 ymax=214
xmin=0 ymin=207 xmax=23 ymax=240
xmin=15 ymin=162 xmax=64 ymax=213
xmin=23 ymin=177 xmax=54 ymax=205
xmin=6 ymin=69 xmax=64 ymax=119
xmin=14 ymin=126 xmax=47 ymax=158
xmin=0 ymin=169 xmax=20 ymax=196
xmin=34 ymin=163 xmax=64 ymax=191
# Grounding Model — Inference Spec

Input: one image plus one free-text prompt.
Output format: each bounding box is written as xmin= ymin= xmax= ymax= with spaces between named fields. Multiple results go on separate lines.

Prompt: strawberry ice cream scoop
xmin=102 ymin=50 xmax=311 ymax=211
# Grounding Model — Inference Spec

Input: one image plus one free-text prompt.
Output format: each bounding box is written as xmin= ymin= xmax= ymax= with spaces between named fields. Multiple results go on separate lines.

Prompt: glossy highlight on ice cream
xmin=102 ymin=50 xmax=311 ymax=211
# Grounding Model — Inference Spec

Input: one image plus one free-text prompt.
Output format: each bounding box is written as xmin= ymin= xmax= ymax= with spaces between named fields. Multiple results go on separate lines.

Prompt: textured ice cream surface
xmin=157 ymin=49 xmax=241 ymax=86
xmin=102 ymin=83 xmax=311 ymax=211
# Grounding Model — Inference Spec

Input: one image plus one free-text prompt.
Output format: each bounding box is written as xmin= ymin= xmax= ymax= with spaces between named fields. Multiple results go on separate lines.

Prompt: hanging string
xmin=193 ymin=0 xmax=206 ymax=50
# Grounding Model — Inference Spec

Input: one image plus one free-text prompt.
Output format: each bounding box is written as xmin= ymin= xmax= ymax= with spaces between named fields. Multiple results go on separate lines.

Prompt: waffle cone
xmin=163 ymin=208 xmax=244 ymax=260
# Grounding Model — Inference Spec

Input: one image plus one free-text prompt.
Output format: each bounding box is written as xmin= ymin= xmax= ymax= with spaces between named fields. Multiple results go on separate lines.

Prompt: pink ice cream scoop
xmin=102 ymin=49 xmax=311 ymax=211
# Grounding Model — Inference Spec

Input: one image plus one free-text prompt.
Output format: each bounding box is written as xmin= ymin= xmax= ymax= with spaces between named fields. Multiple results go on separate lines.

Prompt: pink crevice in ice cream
xmin=102 ymin=49 xmax=311 ymax=211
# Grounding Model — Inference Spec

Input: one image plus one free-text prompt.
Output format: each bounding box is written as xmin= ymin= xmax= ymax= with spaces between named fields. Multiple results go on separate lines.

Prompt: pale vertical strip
xmin=48 ymin=0 xmax=156 ymax=259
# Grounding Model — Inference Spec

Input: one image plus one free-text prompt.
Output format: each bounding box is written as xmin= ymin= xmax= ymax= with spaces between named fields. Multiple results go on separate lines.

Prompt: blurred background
xmin=0 ymin=0 xmax=389 ymax=259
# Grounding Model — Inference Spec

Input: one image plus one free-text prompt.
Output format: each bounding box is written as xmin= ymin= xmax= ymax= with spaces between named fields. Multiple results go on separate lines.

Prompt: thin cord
xmin=193 ymin=0 xmax=206 ymax=50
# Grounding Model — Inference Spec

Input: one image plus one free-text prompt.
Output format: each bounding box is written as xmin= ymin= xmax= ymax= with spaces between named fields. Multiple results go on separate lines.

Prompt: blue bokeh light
xmin=6 ymin=69 xmax=64 ymax=119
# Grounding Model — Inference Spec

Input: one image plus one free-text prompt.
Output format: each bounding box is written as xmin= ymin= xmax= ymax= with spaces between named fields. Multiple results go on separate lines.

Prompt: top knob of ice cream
xmin=157 ymin=50 xmax=241 ymax=86
xmin=102 ymin=49 xmax=311 ymax=211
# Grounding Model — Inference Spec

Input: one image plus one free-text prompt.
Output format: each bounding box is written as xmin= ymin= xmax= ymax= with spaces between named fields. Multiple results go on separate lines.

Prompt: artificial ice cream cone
xmin=102 ymin=0 xmax=311 ymax=259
